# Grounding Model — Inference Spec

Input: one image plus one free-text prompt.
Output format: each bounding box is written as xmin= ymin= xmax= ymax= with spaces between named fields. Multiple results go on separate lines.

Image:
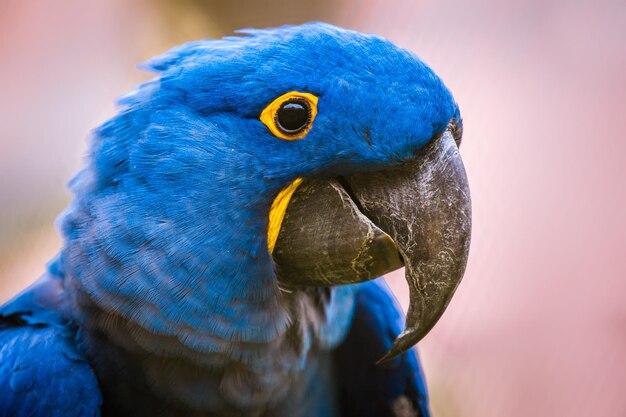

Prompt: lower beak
xmin=273 ymin=129 xmax=471 ymax=360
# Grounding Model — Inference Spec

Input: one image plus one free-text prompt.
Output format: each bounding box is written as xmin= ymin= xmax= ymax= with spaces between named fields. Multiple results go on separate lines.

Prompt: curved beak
xmin=273 ymin=129 xmax=471 ymax=360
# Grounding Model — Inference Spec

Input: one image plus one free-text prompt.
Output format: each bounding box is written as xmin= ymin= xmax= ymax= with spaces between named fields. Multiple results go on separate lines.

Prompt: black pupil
xmin=276 ymin=99 xmax=310 ymax=134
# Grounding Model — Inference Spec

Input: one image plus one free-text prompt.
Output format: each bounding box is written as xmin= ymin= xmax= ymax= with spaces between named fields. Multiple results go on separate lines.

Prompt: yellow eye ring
xmin=260 ymin=91 xmax=318 ymax=140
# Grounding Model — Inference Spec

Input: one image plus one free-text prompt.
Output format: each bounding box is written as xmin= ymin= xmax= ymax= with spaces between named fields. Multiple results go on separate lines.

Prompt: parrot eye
xmin=276 ymin=99 xmax=310 ymax=135
xmin=260 ymin=91 xmax=318 ymax=140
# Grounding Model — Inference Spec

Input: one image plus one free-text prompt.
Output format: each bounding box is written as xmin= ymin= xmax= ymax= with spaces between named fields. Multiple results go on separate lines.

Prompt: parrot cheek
xmin=273 ymin=128 xmax=471 ymax=360
xmin=267 ymin=177 xmax=304 ymax=255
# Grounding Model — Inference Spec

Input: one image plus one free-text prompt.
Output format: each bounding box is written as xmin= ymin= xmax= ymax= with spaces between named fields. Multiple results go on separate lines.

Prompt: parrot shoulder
xmin=334 ymin=279 xmax=431 ymax=417
xmin=0 ymin=273 xmax=102 ymax=417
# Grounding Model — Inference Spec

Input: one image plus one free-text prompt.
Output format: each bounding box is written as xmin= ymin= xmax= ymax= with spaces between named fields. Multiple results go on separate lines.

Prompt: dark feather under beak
xmin=273 ymin=128 xmax=471 ymax=361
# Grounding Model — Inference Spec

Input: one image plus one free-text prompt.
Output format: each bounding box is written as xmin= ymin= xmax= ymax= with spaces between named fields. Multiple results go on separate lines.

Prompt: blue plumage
xmin=0 ymin=22 xmax=459 ymax=416
xmin=0 ymin=271 xmax=102 ymax=417
xmin=336 ymin=280 xmax=430 ymax=417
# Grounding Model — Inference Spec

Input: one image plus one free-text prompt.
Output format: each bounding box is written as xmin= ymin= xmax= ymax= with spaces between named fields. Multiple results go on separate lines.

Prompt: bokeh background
xmin=1 ymin=0 xmax=625 ymax=416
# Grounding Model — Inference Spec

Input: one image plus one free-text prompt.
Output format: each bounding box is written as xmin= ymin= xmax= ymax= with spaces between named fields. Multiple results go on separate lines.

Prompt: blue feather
xmin=336 ymin=280 xmax=430 ymax=417
xmin=0 ymin=276 xmax=101 ymax=417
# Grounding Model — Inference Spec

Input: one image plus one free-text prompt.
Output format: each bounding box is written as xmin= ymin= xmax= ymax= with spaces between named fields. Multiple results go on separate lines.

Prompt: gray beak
xmin=273 ymin=129 xmax=471 ymax=360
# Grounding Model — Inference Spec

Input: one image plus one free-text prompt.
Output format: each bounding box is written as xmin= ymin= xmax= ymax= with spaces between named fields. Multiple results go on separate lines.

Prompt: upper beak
xmin=273 ymin=128 xmax=471 ymax=361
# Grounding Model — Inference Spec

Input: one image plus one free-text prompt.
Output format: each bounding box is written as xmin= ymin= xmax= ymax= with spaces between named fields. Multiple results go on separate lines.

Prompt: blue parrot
xmin=0 ymin=23 xmax=470 ymax=417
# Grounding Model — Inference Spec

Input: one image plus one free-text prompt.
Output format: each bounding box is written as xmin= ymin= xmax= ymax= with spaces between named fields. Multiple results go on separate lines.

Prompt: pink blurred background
xmin=1 ymin=1 xmax=625 ymax=416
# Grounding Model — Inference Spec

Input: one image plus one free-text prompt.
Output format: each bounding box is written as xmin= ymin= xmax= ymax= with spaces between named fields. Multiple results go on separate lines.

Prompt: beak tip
xmin=376 ymin=346 xmax=403 ymax=364
xmin=376 ymin=353 xmax=395 ymax=365
xmin=376 ymin=326 xmax=425 ymax=364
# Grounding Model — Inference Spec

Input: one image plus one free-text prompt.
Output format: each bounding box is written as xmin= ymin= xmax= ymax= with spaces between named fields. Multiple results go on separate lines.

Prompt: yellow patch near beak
xmin=267 ymin=177 xmax=303 ymax=254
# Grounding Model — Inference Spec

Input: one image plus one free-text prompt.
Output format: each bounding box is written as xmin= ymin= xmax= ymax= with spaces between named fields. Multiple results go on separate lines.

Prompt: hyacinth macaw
xmin=0 ymin=23 xmax=470 ymax=417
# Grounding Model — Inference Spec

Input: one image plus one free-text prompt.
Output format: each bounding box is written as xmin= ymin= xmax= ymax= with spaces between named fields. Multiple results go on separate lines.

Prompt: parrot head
xmin=62 ymin=22 xmax=470 ymax=361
